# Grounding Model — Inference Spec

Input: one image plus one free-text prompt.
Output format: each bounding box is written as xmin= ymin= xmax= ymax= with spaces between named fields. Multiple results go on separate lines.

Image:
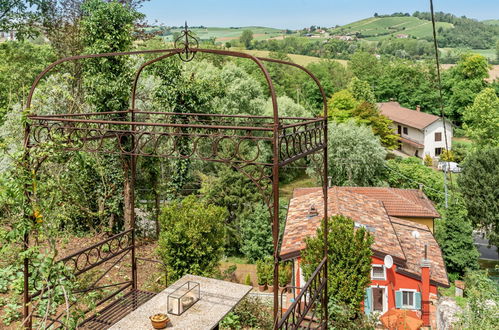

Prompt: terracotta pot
xmin=150 ymin=313 xmax=170 ymax=329
xmin=268 ymin=285 xmax=274 ymax=292
xmin=258 ymin=284 xmax=266 ymax=292
xmin=279 ymin=285 xmax=286 ymax=294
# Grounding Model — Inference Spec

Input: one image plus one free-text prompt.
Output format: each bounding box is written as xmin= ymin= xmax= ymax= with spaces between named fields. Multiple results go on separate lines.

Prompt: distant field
xmin=331 ymin=16 xmax=453 ymax=41
xmin=162 ymin=26 xmax=285 ymax=42
xmin=235 ymin=49 xmax=348 ymax=67
xmin=483 ymin=19 xmax=499 ymax=25
xmin=440 ymin=48 xmax=497 ymax=61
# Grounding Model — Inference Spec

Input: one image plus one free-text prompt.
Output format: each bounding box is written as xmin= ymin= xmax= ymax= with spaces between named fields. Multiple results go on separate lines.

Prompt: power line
xmin=429 ymin=0 xmax=452 ymax=207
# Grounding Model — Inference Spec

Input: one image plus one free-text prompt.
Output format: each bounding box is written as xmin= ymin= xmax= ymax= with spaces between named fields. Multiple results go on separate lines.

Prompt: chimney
xmin=416 ymin=105 xmax=421 ymax=112
xmin=421 ymin=244 xmax=431 ymax=327
xmin=307 ymin=205 xmax=319 ymax=218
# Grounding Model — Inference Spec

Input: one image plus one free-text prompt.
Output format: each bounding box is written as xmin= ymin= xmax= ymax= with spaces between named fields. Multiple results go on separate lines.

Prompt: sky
xmin=140 ymin=0 xmax=499 ymax=29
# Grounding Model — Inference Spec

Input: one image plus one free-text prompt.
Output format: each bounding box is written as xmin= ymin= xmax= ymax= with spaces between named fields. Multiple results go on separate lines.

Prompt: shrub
xmin=220 ymin=296 xmax=273 ymax=329
xmin=244 ymin=274 xmax=252 ymax=286
xmin=157 ymin=195 xmax=227 ymax=282
xmin=279 ymin=262 xmax=292 ymax=287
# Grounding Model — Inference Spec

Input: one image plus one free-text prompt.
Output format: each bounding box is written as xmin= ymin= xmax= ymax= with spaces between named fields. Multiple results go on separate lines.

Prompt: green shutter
xmin=395 ymin=290 xmax=402 ymax=309
xmin=415 ymin=292 xmax=422 ymax=310
xmin=364 ymin=288 xmax=372 ymax=314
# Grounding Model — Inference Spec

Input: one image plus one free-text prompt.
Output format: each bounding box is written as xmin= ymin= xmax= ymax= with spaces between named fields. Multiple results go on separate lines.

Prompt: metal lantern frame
xmin=21 ymin=26 xmax=329 ymax=329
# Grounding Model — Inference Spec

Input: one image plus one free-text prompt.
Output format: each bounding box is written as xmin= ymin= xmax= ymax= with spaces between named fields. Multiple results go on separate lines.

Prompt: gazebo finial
xmin=174 ymin=21 xmax=199 ymax=62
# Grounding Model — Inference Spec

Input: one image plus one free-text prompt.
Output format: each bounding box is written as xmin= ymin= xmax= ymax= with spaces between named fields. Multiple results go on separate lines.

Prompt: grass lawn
xmin=235 ymin=49 xmax=347 ymax=67
xmin=279 ymin=174 xmax=316 ymax=200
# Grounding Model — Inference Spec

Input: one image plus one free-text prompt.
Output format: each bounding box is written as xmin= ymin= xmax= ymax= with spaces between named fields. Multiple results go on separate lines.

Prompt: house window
xmin=435 ymin=147 xmax=443 ymax=156
xmin=397 ymin=125 xmax=402 ymax=135
xmin=402 ymin=290 xmax=415 ymax=308
xmin=435 ymin=132 xmax=442 ymax=142
xmin=403 ymin=127 xmax=408 ymax=135
xmin=371 ymin=265 xmax=385 ymax=280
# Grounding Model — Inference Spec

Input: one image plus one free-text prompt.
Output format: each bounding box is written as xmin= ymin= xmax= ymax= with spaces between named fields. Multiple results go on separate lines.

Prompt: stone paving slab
xmin=110 ymin=275 xmax=252 ymax=330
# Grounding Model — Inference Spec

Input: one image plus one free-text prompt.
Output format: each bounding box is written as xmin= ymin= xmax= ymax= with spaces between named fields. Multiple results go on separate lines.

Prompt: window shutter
xmin=395 ymin=290 xmax=402 ymax=309
xmin=364 ymin=288 xmax=372 ymax=314
xmin=415 ymin=292 xmax=422 ymax=310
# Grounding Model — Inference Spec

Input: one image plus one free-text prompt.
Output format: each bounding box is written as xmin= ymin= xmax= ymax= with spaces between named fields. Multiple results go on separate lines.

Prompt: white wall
xmin=423 ymin=119 xmax=453 ymax=158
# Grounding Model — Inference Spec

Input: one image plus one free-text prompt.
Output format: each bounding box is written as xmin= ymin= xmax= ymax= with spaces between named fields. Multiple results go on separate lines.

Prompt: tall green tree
xmin=435 ymin=200 xmax=479 ymax=280
xmin=239 ymin=203 xmax=273 ymax=262
xmin=309 ymin=120 xmax=386 ymax=186
xmin=158 ymin=195 xmax=227 ymax=282
xmin=442 ymin=54 xmax=489 ymax=124
xmin=301 ymin=215 xmax=373 ymax=314
xmin=348 ymin=77 xmax=376 ymax=104
xmin=80 ymin=0 xmax=143 ymax=230
xmin=463 ymin=88 xmax=499 ymax=148
xmin=458 ymin=147 xmax=499 ymax=247
xmin=240 ymin=29 xmax=253 ymax=49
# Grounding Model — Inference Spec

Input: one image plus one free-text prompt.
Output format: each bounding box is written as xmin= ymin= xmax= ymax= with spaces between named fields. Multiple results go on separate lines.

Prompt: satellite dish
xmin=412 ymin=230 xmax=421 ymax=239
xmin=384 ymin=255 xmax=393 ymax=269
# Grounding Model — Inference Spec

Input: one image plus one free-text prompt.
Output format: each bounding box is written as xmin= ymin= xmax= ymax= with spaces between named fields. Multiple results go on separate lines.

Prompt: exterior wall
xmin=391 ymin=122 xmax=424 ymax=157
xmin=365 ymin=257 xmax=437 ymax=316
xmin=397 ymin=216 xmax=435 ymax=233
xmin=293 ymin=256 xmax=438 ymax=319
xmin=423 ymin=119 xmax=453 ymax=158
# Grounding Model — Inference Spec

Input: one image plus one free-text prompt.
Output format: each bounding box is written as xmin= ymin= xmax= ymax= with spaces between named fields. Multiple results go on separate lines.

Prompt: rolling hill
xmin=162 ymin=26 xmax=285 ymax=42
xmin=483 ymin=19 xmax=499 ymax=25
xmin=330 ymin=16 xmax=453 ymax=40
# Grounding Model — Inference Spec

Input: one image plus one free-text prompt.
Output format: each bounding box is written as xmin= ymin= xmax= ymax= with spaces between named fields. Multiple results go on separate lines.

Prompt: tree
xmin=496 ymin=40 xmax=499 ymax=62
xmin=328 ymin=90 xmax=358 ymax=121
xmin=435 ymin=200 xmax=479 ymax=280
xmin=158 ymin=195 xmax=227 ymax=282
xmin=463 ymin=88 xmax=499 ymax=148
xmin=309 ymin=120 xmax=386 ymax=186
xmin=240 ymin=29 xmax=253 ymax=49
xmin=301 ymin=215 xmax=373 ymax=313
xmin=385 ymin=157 xmax=444 ymax=204
xmin=351 ymin=102 xmax=399 ymax=150
xmin=458 ymin=147 xmax=499 ymax=247
xmin=348 ymin=77 xmax=376 ymax=104
xmin=0 ymin=41 xmax=55 ymax=123
xmin=239 ymin=203 xmax=273 ymax=262
xmin=442 ymin=54 xmax=489 ymax=124
xmin=0 ymin=0 xmax=49 ymax=39
xmin=348 ymin=51 xmax=382 ymax=87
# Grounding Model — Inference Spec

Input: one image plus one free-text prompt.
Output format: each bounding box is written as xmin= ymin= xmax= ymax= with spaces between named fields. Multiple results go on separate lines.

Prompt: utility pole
xmin=443 ymin=166 xmax=448 ymax=208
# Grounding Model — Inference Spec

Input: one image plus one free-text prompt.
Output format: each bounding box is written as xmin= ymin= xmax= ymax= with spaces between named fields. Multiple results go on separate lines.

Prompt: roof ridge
xmin=387 ymin=188 xmax=435 ymax=214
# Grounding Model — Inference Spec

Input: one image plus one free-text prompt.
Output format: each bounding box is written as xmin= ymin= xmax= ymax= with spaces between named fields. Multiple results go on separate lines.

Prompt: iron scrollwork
xmin=174 ymin=22 xmax=199 ymax=62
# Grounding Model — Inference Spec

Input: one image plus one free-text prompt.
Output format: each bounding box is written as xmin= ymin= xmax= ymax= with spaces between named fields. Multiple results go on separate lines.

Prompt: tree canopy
xmin=463 ymin=88 xmax=499 ymax=148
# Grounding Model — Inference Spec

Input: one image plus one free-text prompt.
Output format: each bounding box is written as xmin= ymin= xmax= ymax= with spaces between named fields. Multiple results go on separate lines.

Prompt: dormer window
xmin=371 ymin=265 xmax=386 ymax=280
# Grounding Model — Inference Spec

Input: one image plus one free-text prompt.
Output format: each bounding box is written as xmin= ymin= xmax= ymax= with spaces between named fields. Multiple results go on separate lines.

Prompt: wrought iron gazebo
xmin=21 ymin=26 xmax=329 ymax=329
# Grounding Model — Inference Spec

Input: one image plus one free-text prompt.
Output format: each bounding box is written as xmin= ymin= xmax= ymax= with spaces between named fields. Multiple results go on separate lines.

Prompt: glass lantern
xmin=167 ymin=281 xmax=200 ymax=315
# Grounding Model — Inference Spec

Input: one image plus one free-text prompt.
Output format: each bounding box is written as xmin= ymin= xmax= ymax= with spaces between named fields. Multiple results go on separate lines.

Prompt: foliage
xmin=157 ymin=195 xmax=227 ymax=282
xmin=239 ymin=29 xmax=253 ymax=49
xmin=303 ymin=60 xmax=353 ymax=112
xmin=463 ymin=88 xmax=499 ymax=147
xmin=455 ymin=270 xmax=499 ymax=329
xmin=424 ymin=154 xmax=433 ymax=167
xmin=309 ymin=120 xmax=386 ymax=186
xmin=350 ymin=102 xmax=399 ymax=150
xmin=244 ymin=274 xmax=251 ymax=286
xmin=256 ymin=259 xmax=267 ymax=286
xmin=0 ymin=41 xmax=55 ymax=123
xmin=385 ymin=157 xmax=444 ymax=204
xmin=278 ymin=262 xmax=292 ymax=287
xmin=0 ymin=0 xmax=50 ymax=39
xmin=302 ymin=215 xmax=373 ymax=313
xmin=239 ymin=203 xmax=273 ymax=263
xmin=348 ymin=77 xmax=376 ymax=104
xmin=440 ymin=149 xmax=455 ymax=162
xmin=81 ymin=0 xmax=142 ymax=112
xmin=328 ymin=89 xmax=358 ymax=121
xmin=442 ymin=54 xmax=490 ymax=124
xmin=435 ymin=200 xmax=479 ymax=278
xmin=200 ymin=166 xmax=263 ymax=255
xmin=328 ymin=297 xmax=378 ymax=330
xmin=220 ymin=296 xmax=273 ymax=329
xmin=458 ymin=147 xmax=499 ymax=247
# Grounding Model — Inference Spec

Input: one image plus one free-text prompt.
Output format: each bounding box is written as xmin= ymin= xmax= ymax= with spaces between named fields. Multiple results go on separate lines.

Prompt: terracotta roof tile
xmin=293 ymin=187 xmax=440 ymax=218
xmin=391 ymin=217 xmax=449 ymax=287
xmin=281 ymin=187 xmax=448 ymax=287
xmin=281 ymin=187 xmax=406 ymax=260
xmin=378 ymin=101 xmax=440 ymax=129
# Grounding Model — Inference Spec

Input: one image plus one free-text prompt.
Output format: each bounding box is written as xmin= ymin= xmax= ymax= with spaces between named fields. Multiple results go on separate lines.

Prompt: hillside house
xmin=378 ymin=101 xmax=453 ymax=159
xmin=0 ymin=30 xmax=17 ymax=41
xmin=280 ymin=187 xmax=449 ymax=328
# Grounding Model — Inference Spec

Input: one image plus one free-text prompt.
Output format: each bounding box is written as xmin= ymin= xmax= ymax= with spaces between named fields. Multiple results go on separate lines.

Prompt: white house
xmin=378 ymin=102 xmax=452 ymax=159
